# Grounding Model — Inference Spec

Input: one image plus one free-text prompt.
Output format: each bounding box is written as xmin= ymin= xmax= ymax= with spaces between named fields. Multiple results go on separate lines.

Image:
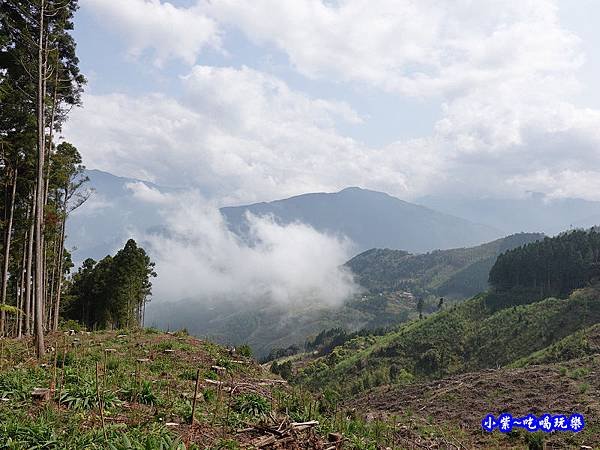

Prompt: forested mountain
xmin=346 ymin=232 xmax=543 ymax=299
xmin=296 ymin=230 xmax=600 ymax=397
xmin=489 ymin=229 xmax=600 ymax=303
xmin=221 ymin=187 xmax=501 ymax=253
xmin=296 ymin=287 xmax=600 ymax=396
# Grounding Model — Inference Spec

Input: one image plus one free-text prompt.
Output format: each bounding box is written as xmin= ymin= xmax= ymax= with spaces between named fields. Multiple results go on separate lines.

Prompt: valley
xmin=2 ymin=2 xmax=599 ymax=447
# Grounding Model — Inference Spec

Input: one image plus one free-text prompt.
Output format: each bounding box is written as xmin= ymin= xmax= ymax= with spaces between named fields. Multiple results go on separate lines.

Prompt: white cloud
xmin=70 ymin=1 xmax=600 ymax=201
xmin=82 ymin=0 xmax=220 ymax=66
xmin=66 ymin=66 xmax=382 ymax=204
xmin=205 ymin=0 xmax=582 ymax=97
xmin=138 ymin=192 xmax=358 ymax=305
xmin=65 ymin=58 xmax=600 ymax=203
xmin=126 ymin=182 xmax=172 ymax=204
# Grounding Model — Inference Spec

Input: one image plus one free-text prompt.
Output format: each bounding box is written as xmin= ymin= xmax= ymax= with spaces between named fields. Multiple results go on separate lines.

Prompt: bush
xmin=237 ymin=344 xmax=252 ymax=358
xmin=233 ymin=393 xmax=270 ymax=417
xmin=121 ymin=380 xmax=158 ymax=406
xmin=60 ymin=380 xmax=120 ymax=410
xmin=271 ymin=360 xmax=292 ymax=380
xmin=59 ymin=319 xmax=85 ymax=332
xmin=56 ymin=351 xmax=75 ymax=367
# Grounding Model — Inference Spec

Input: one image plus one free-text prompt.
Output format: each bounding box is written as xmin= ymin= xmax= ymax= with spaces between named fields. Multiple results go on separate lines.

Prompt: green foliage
xmin=347 ymin=233 xmax=543 ymax=298
xmin=489 ymin=229 xmax=600 ymax=306
xmin=0 ymin=368 xmax=44 ymax=401
xmin=57 ymin=351 xmax=76 ymax=367
xmin=0 ymin=304 xmax=20 ymax=315
xmin=297 ymin=287 xmax=600 ymax=396
xmin=64 ymin=239 xmax=156 ymax=330
xmin=525 ymin=432 xmax=545 ymax=450
xmin=270 ymin=360 xmax=293 ymax=380
xmin=59 ymin=319 xmax=85 ymax=332
xmin=60 ymin=378 xmax=120 ymax=410
xmin=122 ymin=380 xmax=158 ymax=405
xmin=237 ymin=344 xmax=252 ymax=357
xmin=233 ymin=393 xmax=270 ymax=417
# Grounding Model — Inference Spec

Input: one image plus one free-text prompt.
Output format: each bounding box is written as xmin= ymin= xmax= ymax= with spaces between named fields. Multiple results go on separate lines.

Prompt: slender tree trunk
xmin=24 ymin=192 xmax=35 ymax=336
xmin=45 ymin=239 xmax=54 ymax=330
xmin=34 ymin=0 xmax=47 ymax=357
xmin=48 ymin=237 xmax=57 ymax=330
xmin=0 ymin=168 xmax=18 ymax=336
xmin=52 ymin=194 xmax=67 ymax=331
xmin=44 ymin=70 xmax=59 ymax=206
xmin=17 ymin=235 xmax=27 ymax=338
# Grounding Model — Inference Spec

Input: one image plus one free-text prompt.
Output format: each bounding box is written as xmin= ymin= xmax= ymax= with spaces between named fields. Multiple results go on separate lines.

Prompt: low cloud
xmin=135 ymin=191 xmax=358 ymax=306
xmin=126 ymin=181 xmax=172 ymax=204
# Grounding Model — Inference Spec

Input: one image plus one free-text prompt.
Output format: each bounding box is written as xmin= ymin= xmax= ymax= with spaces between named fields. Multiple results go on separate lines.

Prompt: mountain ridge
xmin=220 ymin=186 xmax=502 ymax=253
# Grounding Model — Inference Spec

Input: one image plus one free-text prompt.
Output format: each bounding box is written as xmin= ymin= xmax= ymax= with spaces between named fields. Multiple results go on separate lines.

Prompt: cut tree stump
xmin=31 ymin=388 xmax=50 ymax=402
xmin=328 ymin=432 xmax=343 ymax=442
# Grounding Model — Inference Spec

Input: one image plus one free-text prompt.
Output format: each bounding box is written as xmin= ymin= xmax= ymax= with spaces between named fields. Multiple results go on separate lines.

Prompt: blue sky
xmin=64 ymin=0 xmax=600 ymax=204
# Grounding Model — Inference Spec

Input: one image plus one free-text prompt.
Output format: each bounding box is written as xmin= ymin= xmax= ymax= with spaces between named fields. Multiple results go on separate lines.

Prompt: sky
xmin=63 ymin=0 xmax=600 ymax=206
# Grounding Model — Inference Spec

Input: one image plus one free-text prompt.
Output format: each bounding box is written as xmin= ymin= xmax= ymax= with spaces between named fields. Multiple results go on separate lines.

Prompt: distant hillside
xmin=297 ymin=230 xmax=600 ymax=396
xmin=296 ymin=287 xmax=600 ymax=396
xmin=146 ymin=293 xmax=415 ymax=359
xmin=489 ymin=229 xmax=600 ymax=308
xmin=418 ymin=192 xmax=600 ymax=235
xmin=221 ymin=187 xmax=501 ymax=253
xmin=346 ymin=232 xmax=544 ymax=299
xmin=149 ymin=233 xmax=547 ymax=357
xmin=67 ymin=169 xmax=175 ymax=263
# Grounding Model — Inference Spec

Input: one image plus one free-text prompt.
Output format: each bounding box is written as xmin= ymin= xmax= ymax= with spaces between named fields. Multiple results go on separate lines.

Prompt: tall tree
xmin=0 ymin=0 xmax=84 ymax=354
xmin=65 ymin=240 xmax=156 ymax=330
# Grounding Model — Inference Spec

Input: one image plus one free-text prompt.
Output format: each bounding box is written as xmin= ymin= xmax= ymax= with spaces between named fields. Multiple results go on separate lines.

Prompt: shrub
xmin=60 ymin=381 xmax=119 ymax=410
xmin=122 ymin=381 xmax=158 ymax=405
xmin=237 ymin=344 xmax=252 ymax=358
xmin=233 ymin=393 xmax=270 ymax=417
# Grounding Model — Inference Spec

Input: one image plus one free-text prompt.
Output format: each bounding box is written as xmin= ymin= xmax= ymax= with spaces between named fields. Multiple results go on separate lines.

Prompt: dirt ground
xmin=349 ymin=355 xmax=600 ymax=448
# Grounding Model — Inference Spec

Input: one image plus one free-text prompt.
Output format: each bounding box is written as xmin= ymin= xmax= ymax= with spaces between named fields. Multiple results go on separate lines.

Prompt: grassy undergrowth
xmin=0 ymin=328 xmax=436 ymax=449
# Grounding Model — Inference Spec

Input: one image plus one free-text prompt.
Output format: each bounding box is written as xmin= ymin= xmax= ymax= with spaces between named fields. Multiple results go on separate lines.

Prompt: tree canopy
xmin=64 ymin=239 xmax=156 ymax=330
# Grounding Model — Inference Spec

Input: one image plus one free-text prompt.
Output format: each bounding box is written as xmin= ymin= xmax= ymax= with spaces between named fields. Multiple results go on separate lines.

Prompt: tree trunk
xmin=24 ymin=192 xmax=35 ymax=336
xmin=52 ymin=193 xmax=68 ymax=331
xmin=17 ymin=235 xmax=27 ymax=338
xmin=34 ymin=0 xmax=46 ymax=357
xmin=47 ymin=237 xmax=57 ymax=330
xmin=0 ymin=168 xmax=18 ymax=336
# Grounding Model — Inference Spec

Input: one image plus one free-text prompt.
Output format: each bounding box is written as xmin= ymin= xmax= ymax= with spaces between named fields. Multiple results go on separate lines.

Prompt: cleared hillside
xmin=351 ymin=355 xmax=600 ymax=448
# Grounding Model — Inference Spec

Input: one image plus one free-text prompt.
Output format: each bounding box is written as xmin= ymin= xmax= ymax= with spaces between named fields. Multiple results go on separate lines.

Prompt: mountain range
xmin=221 ymin=187 xmax=500 ymax=253
xmin=69 ymin=170 xmax=600 ymax=264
